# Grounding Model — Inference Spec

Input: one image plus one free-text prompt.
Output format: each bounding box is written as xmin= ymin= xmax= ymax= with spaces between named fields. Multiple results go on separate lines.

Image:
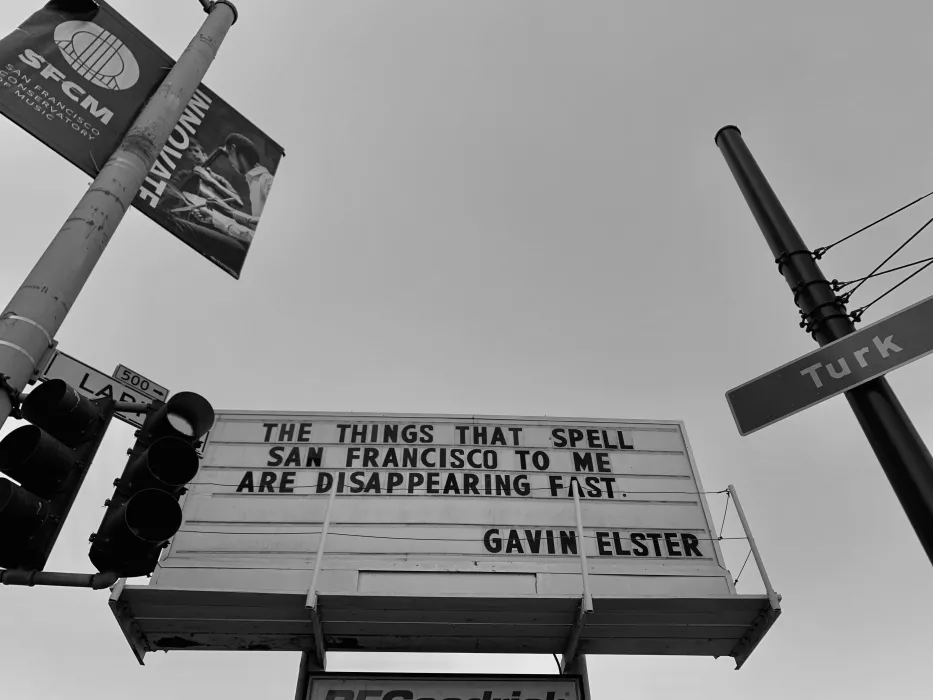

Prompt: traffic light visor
xmin=21 ymin=379 xmax=102 ymax=447
xmin=164 ymin=392 xmax=214 ymax=439
xmin=0 ymin=426 xmax=78 ymax=497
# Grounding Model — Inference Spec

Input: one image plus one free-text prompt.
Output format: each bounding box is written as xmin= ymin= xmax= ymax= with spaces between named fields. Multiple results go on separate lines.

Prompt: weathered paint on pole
xmin=0 ymin=1 xmax=238 ymax=430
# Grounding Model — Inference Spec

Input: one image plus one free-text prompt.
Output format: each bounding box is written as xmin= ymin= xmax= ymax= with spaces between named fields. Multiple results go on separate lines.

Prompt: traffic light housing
xmin=89 ymin=391 xmax=214 ymax=577
xmin=0 ymin=379 xmax=115 ymax=571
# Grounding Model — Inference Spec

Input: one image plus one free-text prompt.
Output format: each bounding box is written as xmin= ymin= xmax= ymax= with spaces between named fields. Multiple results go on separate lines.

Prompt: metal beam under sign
xmin=727 ymin=291 xmax=933 ymax=435
xmin=112 ymin=364 xmax=170 ymax=402
xmin=41 ymin=351 xmax=153 ymax=428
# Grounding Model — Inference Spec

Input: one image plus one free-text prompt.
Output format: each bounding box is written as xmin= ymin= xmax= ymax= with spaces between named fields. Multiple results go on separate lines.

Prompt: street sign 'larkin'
xmin=41 ymin=351 xmax=161 ymax=428
xmin=727 ymin=292 xmax=933 ymax=435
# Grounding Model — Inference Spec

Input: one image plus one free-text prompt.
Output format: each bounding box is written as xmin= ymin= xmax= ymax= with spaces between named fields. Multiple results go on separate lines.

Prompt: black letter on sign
xmin=516 ymin=450 xmax=530 ymax=470
xmin=324 ymin=691 xmax=355 ymax=700
xmin=258 ymin=472 xmax=277 ymax=493
xmin=681 ymin=533 xmax=702 ymax=557
xmin=316 ymin=472 xmax=333 ymax=493
xmin=631 ymin=533 xmax=648 ymax=556
xmin=236 ymin=471 xmax=255 ymax=493
xmin=596 ymin=452 xmax=611 ymax=472
xmin=483 ymin=528 xmax=502 ymax=553
xmin=596 ymin=531 xmax=612 ymax=556
xmin=279 ymin=472 xmax=296 ymax=493
xmin=572 ymin=452 xmax=595 ymax=472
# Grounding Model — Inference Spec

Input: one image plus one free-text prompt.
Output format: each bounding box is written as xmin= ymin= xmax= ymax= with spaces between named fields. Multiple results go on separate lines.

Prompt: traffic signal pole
xmin=0 ymin=0 xmax=238 ymax=432
xmin=715 ymin=125 xmax=933 ymax=565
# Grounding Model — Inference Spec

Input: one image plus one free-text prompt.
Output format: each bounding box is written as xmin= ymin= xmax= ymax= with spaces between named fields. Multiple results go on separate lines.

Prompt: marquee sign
xmin=108 ymin=412 xmax=780 ymax=669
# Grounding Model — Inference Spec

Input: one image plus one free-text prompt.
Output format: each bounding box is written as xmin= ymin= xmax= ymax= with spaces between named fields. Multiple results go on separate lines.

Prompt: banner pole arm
xmin=0 ymin=1 xmax=238 ymax=431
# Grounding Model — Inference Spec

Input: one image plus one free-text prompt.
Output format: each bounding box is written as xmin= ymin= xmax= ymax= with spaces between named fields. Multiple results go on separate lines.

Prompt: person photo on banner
xmin=213 ymin=133 xmax=275 ymax=225
xmin=162 ymin=134 xmax=268 ymax=247
xmin=163 ymin=165 xmax=253 ymax=248
xmin=188 ymin=139 xmax=243 ymax=207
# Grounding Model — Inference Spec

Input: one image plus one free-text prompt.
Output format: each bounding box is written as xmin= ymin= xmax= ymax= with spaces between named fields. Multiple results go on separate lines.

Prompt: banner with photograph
xmin=0 ymin=0 xmax=283 ymax=279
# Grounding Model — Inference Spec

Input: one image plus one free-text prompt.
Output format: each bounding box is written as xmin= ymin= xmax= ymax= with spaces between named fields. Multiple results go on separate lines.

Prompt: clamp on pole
xmin=0 ymin=374 xmax=23 ymax=418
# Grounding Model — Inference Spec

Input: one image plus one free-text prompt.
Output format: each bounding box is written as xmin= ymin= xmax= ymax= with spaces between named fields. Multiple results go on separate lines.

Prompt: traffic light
xmin=89 ymin=391 xmax=214 ymax=577
xmin=0 ymin=379 xmax=115 ymax=571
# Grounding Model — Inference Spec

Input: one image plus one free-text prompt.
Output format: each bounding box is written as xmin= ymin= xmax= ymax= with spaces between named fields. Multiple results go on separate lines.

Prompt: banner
xmin=0 ymin=0 xmax=283 ymax=279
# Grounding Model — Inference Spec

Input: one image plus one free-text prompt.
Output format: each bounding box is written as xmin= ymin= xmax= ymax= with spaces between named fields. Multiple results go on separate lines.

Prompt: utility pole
xmin=0 ymin=0 xmax=238 ymax=431
xmin=715 ymin=125 xmax=933 ymax=565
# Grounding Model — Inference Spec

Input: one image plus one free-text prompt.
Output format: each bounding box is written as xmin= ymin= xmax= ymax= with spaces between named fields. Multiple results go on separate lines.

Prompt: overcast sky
xmin=3 ymin=1 xmax=933 ymax=698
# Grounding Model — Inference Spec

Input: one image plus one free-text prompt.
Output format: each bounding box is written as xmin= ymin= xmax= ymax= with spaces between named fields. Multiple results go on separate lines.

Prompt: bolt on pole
xmin=0 ymin=1 xmax=238 ymax=431
xmin=715 ymin=125 xmax=933 ymax=566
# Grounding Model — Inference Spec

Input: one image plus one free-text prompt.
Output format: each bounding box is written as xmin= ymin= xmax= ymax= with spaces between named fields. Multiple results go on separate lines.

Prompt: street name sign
xmin=41 ymin=351 xmax=153 ymax=428
xmin=107 ymin=412 xmax=779 ymax=669
xmin=112 ymin=364 xmax=169 ymax=402
xmin=304 ymin=674 xmax=585 ymax=700
xmin=727 ymin=292 xmax=933 ymax=435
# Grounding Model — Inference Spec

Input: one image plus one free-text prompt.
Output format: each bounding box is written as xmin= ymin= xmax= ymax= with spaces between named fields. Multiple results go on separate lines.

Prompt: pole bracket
xmin=797 ymin=299 xmax=851 ymax=334
xmin=774 ymin=249 xmax=815 ymax=274
xmin=0 ymin=374 xmax=23 ymax=418
xmin=790 ymin=278 xmax=834 ymax=306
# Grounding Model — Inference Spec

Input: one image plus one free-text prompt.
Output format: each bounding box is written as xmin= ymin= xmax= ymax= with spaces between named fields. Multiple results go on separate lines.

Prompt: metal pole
xmin=562 ymin=653 xmax=593 ymax=700
xmin=0 ymin=1 xmax=238 ymax=431
xmin=305 ymin=480 xmax=338 ymax=611
xmin=293 ymin=650 xmax=313 ymax=700
xmin=715 ymin=125 xmax=933 ymax=565
xmin=0 ymin=568 xmax=118 ymax=589
xmin=570 ymin=481 xmax=593 ymax=613
xmin=727 ymin=485 xmax=780 ymax=610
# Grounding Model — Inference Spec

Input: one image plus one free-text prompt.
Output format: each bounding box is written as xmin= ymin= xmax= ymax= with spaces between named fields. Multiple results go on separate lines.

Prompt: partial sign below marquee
xmin=108 ymin=412 xmax=780 ymax=668
xmin=301 ymin=673 xmax=585 ymax=700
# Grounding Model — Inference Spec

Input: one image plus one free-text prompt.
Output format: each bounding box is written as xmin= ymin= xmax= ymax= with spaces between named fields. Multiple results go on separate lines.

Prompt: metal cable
xmin=718 ymin=491 xmax=731 ymax=540
xmin=733 ymin=548 xmax=754 ymax=586
xmin=833 ymin=255 xmax=933 ymax=291
xmin=849 ymin=258 xmax=933 ymax=322
xmin=179 ymin=528 xmax=749 ymax=543
xmin=192 ymin=480 xmax=729 ymax=497
xmin=814 ymin=188 xmax=933 ymax=258
xmin=846 ymin=213 xmax=933 ymax=301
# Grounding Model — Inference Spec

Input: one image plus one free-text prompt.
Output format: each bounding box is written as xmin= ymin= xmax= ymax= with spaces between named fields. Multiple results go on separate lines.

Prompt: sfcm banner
xmin=0 ymin=0 xmax=284 ymax=279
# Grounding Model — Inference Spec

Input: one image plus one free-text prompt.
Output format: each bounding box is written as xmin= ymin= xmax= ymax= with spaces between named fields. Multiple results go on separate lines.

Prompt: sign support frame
xmin=716 ymin=125 xmax=933 ymax=567
xmin=0 ymin=0 xmax=237 ymax=432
